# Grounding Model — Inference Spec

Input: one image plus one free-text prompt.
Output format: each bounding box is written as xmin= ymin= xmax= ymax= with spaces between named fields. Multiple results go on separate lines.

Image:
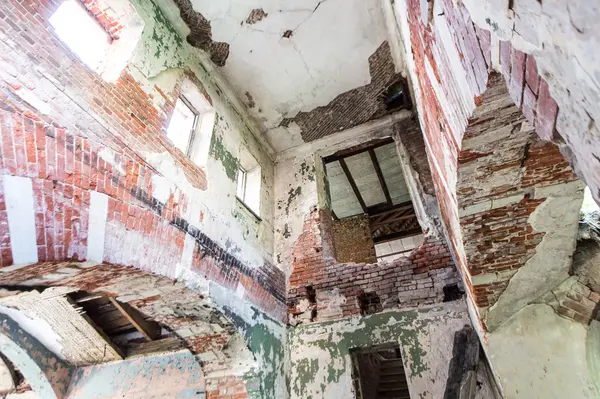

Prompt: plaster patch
xmin=3 ymin=176 xmax=38 ymax=265
xmin=86 ymin=191 xmax=108 ymax=263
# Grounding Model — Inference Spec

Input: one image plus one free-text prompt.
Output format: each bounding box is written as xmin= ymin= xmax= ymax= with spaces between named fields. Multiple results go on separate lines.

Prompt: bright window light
xmin=50 ymin=0 xmax=110 ymax=70
xmin=167 ymin=97 xmax=198 ymax=155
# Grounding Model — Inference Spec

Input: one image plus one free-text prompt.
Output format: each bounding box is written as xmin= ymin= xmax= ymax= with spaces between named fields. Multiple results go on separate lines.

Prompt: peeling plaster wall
xmin=459 ymin=0 xmax=600 ymax=205
xmin=65 ymin=350 xmax=205 ymax=399
xmin=153 ymin=0 xmax=392 ymax=152
xmin=484 ymin=181 xmax=584 ymax=330
xmin=288 ymin=301 xmax=472 ymax=399
xmin=0 ymin=314 xmax=73 ymax=399
xmin=0 ymin=0 xmax=284 ymax=317
xmin=487 ymin=304 xmax=597 ymax=398
xmin=128 ymin=0 xmax=276 ymax=271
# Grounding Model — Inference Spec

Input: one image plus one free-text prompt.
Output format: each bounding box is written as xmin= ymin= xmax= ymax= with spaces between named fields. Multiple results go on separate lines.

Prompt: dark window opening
xmin=443 ymin=284 xmax=463 ymax=302
xmin=306 ymin=285 xmax=317 ymax=321
xmin=358 ymin=292 xmax=383 ymax=316
xmin=382 ymin=80 xmax=411 ymax=111
xmin=351 ymin=343 xmax=411 ymax=399
xmin=67 ymin=291 xmax=182 ymax=357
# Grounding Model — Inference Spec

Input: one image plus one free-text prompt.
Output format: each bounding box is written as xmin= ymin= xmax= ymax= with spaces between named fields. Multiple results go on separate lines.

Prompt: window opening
xmin=324 ymin=139 xmax=422 ymax=263
xmin=167 ymin=96 xmax=199 ymax=156
xmin=236 ymin=166 xmax=247 ymax=200
xmin=49 ymin=0 xmax=144 ymax=82
xmin=50 ymin=0 xmax=111 ymax=71
xmin=236 ymin=147 xmax=261 ymax=218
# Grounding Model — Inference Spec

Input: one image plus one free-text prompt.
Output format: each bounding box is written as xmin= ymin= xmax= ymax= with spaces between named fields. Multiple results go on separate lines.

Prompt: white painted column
xmin=86 ymin=191 xmax=108 ymax=263
xmin=3 ymin=175 xmax=38 ymax=265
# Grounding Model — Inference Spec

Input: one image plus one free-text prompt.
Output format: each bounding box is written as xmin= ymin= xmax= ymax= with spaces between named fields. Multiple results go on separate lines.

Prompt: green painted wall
xmin=287 ymin=301 xmax=470 ymax=399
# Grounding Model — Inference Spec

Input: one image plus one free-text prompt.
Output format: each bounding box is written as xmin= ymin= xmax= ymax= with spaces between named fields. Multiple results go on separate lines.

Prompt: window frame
xmin=235 ymin=165 xmax=262 ymax=221
xmin=179 ymin=95 xmax=200 ymax=157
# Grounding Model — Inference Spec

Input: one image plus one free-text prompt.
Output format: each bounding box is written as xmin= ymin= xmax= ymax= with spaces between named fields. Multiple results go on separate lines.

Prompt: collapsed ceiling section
xmin=155 ymin=0 xmax=405 ymax=152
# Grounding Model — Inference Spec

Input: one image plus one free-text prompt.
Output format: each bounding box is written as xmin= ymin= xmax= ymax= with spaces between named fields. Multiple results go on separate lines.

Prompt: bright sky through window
xmin=50 ymin=0 xmax=110 ymax=71
xmin=167 ymin=98 xmax=197 ymax=154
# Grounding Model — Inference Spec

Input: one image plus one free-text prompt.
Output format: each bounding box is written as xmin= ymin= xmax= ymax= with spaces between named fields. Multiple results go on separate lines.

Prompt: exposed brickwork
xmin=0 ymin=261 xmax=241 ymax=374
xmin=172 ymin=0 xmax=230 ymax=66
xmin=206 ymin=376 xmax=249 ymax=399
xmin=555 ymin=280 xmax=600 ymax=326
xmin=405 ymin=0 xmax=576 ymax=322
xmin=288 ymin=209 xmax=459 ymax=322
xmin=331 ymin=214 xmax=377 ymax=264
xmin=281 ymin=42 xmax=405 ymax=142
xmin=0 ymin=0 xmax=285 ymax=320
xmin=80 ymin=0 xmax=124 ymax=40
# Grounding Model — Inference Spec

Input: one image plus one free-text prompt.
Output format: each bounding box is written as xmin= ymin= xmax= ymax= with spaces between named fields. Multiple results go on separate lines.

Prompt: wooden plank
xmin=369 ymin=148 xmax=392 ymax=206
xmin=66 ymin=297 xmax=124 ymax=359
xmin=339 ymin=158 xmax=367 ymax=214
xmin=109 ymin=298 xmax=161 ymax=341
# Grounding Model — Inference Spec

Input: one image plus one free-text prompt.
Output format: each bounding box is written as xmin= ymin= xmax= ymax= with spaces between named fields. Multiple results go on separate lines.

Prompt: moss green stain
xmin=223 ymin=307 xmax=285 ymax=399
xmin=288 ymin=307 xmax=456 ymax=397
xmin=134 ymin=0 xmax=185 ymax=66
xmin=210 ymin=134 xmax=239 ymax=181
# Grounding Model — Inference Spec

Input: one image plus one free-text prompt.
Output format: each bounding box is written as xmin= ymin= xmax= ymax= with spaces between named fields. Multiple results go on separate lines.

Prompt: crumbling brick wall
xmin=403 ymin=0 xmax=581 ymax=323
xmin=331 ymin=214 xmax=377 ymax=264
xmin=0 ymin=0 xmax=285 ymax=321
xmin=288 ymin=209 xmax=459 ymax=323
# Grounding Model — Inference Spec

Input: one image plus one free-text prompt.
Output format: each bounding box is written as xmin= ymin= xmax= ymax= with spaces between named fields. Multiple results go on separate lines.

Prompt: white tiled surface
xmin=375 ymin=234 xmax=424 ymax=263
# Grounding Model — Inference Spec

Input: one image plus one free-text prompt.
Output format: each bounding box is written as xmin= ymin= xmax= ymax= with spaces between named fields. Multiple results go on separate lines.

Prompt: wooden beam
xmin=369 ymin=148 xmax=392 ymax=206
xmin=339 ymin=158 xmax=367 ymax=214
xmin=323 ymin=138 xmax=394 ymax=164
xmin=66 ymin=296 xmax=124 ymax=359
xmin=372 ymin=227 xmax=422 ymax=243
xmin=109 ymin=298 xmax=161 ymax=341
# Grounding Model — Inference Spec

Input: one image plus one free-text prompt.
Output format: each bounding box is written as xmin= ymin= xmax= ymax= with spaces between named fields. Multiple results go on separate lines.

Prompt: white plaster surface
xmin=3 ymin=176 xmax=38 ymax=265
xmin=288 ymin=301 xmax=473 ymax=399
xmin=488 ymin=304 xmax=596 ymax=399
xmin=0 ymin=306 xmax=66 ymax=361
xmin=154 ymin=0 xmax=391 ymax=152
xmin=484 ymin=182 xmax=584 ymax=330
xmin=86 ymin=191 xmax=108 ymax=263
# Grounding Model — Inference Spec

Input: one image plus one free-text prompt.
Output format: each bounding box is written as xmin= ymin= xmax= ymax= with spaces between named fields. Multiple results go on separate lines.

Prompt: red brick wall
xmin=288 ymin=209 xmax=459 ymax=321
xmin=80 ymin=0 xmax=125 ymax=40
xmin=0 ymin=0 xmax=285 ymax=320
xmin=404 ymin=0 xmax=573 ymax=318
xmin=206 ymin=376 xmax=249 ymax=399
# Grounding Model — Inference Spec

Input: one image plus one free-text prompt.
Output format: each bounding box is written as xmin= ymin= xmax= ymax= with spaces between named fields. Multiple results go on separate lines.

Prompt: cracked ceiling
xmin=154 ymin=0 xmax=396 ymax=152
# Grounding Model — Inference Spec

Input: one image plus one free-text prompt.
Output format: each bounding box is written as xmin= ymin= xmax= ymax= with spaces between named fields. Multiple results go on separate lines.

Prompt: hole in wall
xmin=443 ymin=284 xmax=462 ymax=302
xmin=358 ymin=291 xmax=383 ymax=316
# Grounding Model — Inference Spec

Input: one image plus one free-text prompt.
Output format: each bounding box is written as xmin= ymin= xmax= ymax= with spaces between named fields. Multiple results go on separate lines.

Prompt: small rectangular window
xmin=236 ymin=148 xmax=261 ymax=218
xmin=167 ymin=97 xmax=198 ymax=156
xmin=236 ymin=167 xmax=247 ymax=199
xmin=50 ymin=0 xmax=110 ymax=71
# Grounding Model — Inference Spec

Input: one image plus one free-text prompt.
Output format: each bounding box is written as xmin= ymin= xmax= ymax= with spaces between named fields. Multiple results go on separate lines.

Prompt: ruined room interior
xmin=0 ymin=0 xmax=599 ymax=398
